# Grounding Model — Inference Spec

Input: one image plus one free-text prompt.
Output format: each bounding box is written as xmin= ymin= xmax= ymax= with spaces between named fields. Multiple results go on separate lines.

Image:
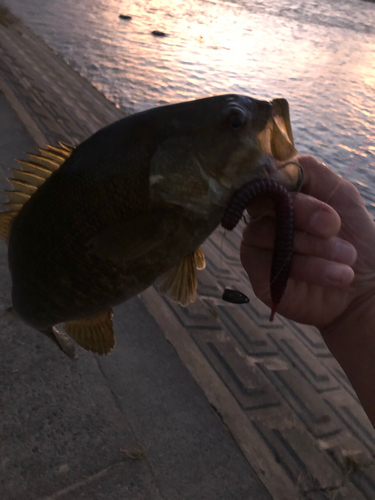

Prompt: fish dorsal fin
xmin=38 ymin=147 xmax=68 ymax=164
xmin=0 ymin=212 xmax=17 ymax=244
xmin=46 ymin=143 xmax=72 ymax=158
xmin=10 ymin=168 xmax=46 ymax=187
xmin=0 ymin=143 xmax=75 ymax=244
xmin=63 ymin=310 xmax=115 ymax=355
xmin=16 ymin=160 xmax=54 ymax=179
xmin=27 ymin=154 xmax=60 ymax=171
xmin=157 ymin=247 xmax=205 ymax=306
xmin=7 ymin=179 xmax=38 ymax=195
xmin=59 ymin=141 xmax=74 ymax=154
xmin=5 ymin=190 xmax=32 ymax=204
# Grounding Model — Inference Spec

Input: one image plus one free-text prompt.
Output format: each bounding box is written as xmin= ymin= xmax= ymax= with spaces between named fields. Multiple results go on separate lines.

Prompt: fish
xmin=0 ymin=94 xmax=301 ymax=357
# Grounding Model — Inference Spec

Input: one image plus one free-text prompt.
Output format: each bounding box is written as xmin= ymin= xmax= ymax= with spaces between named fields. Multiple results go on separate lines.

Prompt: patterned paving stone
xmin=197 ymin=335 xmax=282 ymax=410
xmin=269 ymin=337 xmax=340 ymax=393
xmin=1 ymin=14 xmax=375 ymax=500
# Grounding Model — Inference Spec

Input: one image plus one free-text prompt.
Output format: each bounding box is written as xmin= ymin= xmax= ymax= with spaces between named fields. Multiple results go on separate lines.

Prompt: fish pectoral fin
xmin=88 ymin=213 xmax=170 ymax=262
xmin=157 ymin=247 xmax=205 ymax=306
xmin=63 ymin=310 xmax=115 ymax=355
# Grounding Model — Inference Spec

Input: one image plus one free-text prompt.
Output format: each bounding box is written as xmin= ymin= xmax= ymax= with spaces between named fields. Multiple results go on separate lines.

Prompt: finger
xmin=242 ymin=220 xmax=357 ymax=265
xmin=298 ymin=155 xmax=361 ymax=209
xmin=292 ymin=254 xmax=355 ymax=287
xmin=246 ymin=190 xmax=341 ymax=239
xmin=293 ymin=193 xmax=341 ymax=238
xmin=242 ymin=246 xmax=355 ymax=288
xmin=246 ymin=198 xmax=275 ymax=219
xmin=294 ymin=234 xmax=357 ymax=265
xmin=240 ymin=246 xmax=273 ymax=294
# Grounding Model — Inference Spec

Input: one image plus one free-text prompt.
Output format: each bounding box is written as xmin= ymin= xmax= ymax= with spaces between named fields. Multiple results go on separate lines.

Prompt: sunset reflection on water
xmin=3 ymin=0 xmax=375 ymax=210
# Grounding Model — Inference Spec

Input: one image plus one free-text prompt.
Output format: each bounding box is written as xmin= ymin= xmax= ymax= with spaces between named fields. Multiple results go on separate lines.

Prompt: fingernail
xmin=325 ymin=264 xmax=353 ymax=284
xmin=332 ymin=240 xmax=357 ymax=265
xmin=309 ymin=209 xmax=333 ymax=234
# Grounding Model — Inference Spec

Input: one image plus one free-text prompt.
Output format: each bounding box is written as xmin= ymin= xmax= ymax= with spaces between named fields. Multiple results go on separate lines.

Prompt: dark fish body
xmin=2 ymin=94 xmax=300 ymax=354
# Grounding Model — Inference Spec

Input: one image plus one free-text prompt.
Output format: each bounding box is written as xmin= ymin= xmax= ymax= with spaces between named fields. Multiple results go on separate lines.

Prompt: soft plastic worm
xmin=221 ymin=179 xmax=294 ymax=321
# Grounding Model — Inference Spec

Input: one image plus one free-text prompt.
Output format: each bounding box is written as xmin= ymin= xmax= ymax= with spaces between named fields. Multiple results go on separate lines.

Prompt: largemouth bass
xmin=0 ymin=94 xmax=300 ymax=356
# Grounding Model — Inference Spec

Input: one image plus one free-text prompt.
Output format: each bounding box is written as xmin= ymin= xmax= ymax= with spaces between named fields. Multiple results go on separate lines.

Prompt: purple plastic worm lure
xmin=221 ymin=179 xmax=294 ymax=321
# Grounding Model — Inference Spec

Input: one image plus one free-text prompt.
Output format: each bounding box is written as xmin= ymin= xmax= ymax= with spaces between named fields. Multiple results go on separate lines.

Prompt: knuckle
xmin=343 ymin=179 xmax=360 ymax=198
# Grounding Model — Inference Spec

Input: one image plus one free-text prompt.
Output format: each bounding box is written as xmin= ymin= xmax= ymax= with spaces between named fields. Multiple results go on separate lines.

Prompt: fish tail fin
xmin=0 ymin=142 xmax=75 ymax=244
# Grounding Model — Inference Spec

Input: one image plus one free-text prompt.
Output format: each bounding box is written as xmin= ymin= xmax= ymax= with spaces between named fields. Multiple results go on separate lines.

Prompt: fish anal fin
xmin=63 ymin=310 xmax=115 ymax=355
xmin=157 ymin=251 xmax=202 ymax=306
xmin=0 ymin=212 xmax=17 ymax=244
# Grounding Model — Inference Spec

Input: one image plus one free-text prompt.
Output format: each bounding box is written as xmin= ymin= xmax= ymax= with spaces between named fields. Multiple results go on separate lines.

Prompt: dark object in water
xmin=152 ymin=30 xmax=167 ymax=37
xmin=221 ymin=178 xmax=294 ymax=321
xmin=222 ymin=288 xmax=250 ymax=304
xmin=119 ymin=14 xmax=132 ymax=20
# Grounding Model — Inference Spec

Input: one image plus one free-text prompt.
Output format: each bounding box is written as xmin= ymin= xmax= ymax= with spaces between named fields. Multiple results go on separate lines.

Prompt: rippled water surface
xmin=4 ymin=0 xmax=375 ymax=211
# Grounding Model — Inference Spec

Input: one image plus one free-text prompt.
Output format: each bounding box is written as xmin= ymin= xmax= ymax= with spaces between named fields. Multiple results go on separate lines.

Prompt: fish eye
xmin=228 ymin=109 xmax=247 ymax=130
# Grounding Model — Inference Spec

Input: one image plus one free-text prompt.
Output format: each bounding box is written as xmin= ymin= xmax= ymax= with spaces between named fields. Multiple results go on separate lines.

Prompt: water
xmin=3 ymin=0 xmax=375 ymax=212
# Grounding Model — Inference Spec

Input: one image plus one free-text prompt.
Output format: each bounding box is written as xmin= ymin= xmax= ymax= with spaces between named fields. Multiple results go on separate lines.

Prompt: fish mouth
xmin=257 ymin=98 xmax=302 ymax=192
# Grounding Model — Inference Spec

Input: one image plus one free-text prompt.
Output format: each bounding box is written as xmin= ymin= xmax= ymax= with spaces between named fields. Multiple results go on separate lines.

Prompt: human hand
xmin=241 ymin=155 xmax=375 ymax=330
